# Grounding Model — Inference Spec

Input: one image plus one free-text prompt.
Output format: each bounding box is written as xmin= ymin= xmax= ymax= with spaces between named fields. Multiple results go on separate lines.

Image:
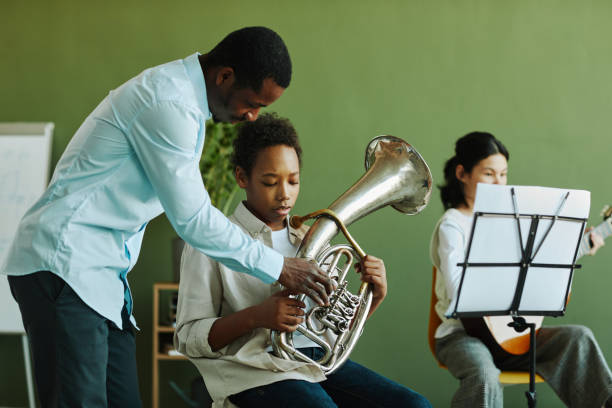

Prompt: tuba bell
xmin=270 ymin=135 xmax=433 ymax=374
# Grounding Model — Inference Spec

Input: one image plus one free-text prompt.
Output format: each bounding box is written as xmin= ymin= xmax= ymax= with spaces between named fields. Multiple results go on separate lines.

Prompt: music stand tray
xmin=447 ymin=183 xmax=590 ymax=407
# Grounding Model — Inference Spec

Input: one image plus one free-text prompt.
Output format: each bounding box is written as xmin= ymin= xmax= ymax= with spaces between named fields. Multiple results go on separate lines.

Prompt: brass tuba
xmin=270 ymin=135 xmax=433 ymax=374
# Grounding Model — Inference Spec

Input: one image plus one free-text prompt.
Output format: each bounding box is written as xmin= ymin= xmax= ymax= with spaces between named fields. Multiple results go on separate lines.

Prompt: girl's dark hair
xmin=231 ymin=112 xmax=302 ymax=177
xmin=439 ymin=131 xmax=509 ymax=210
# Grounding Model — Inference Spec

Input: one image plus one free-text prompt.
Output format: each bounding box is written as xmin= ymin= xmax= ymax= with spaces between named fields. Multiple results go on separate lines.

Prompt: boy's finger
xmin=288 ymin=299 xmax=306 ymax=309
xmin=284 ymin=315 xmax=304 ymax=326
xmin=286 ymin=305 xmax=305 ymax=316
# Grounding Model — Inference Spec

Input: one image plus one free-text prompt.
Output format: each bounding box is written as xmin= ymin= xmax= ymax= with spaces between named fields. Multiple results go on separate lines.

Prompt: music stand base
xmin=525 ymin=391 xmax=536 ymax=408
xmin=508 ymin=317 xmax=537 ymax=408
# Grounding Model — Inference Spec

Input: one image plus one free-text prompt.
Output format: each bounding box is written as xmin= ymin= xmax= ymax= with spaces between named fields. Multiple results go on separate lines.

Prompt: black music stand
xmin=448 ymin=184 xmax=589 ymax=408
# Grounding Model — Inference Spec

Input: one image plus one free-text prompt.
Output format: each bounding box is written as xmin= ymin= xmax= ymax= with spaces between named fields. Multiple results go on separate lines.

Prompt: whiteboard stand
xmin=448 ymin=184 xmax=589 ymax=408
xmin=22 ymin=334 xmax=35 ymax=408
xmin=0 ymin=122 xmax=54 ymax=408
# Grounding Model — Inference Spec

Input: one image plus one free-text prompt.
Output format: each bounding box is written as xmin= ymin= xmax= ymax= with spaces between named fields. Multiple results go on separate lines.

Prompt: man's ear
xmin=455 ymin=164 xmax=467 ymax=183
xmin=235 ymin=166 xmax=249 ymax=188
xmin=216 ymin=67 xmax=235 ymax=87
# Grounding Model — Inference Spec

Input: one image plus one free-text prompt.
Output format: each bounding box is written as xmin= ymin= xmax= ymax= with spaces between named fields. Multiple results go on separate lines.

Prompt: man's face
xmin=211 ymin=75 xmax=285 ymax=124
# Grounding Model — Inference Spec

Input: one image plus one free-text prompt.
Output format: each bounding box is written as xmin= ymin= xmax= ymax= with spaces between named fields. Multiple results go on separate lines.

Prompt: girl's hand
xmin=253 ymin=289 xmax=305 ymax=332
xmin=585 ymin=226 xmax=605 ymax=256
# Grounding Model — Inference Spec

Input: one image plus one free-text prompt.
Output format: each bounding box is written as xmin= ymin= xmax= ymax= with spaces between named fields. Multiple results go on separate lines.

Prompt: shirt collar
xmin=233 ymin=202 xmax=270 ymax=236
xmin=183 ymin=52 xmax=212 ymax=120
xmin=232 ymin=201 xmax=307 ymax=242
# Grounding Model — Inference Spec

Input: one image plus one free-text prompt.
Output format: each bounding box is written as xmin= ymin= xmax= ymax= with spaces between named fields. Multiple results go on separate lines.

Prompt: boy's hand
xmin=253 ymin=289 xmax=305 ymax=332
xmin=355 ymin=255 xmax=387 ymax=304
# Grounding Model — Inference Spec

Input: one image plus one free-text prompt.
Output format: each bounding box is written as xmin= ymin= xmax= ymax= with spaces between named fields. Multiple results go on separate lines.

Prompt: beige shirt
xmin=174 ymin=202 xmax=326 ymax=407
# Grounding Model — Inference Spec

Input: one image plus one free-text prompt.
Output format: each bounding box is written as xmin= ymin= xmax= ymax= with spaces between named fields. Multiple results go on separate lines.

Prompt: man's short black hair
xmin=207 ymin=26 xmax=292 ymax=92
xmin=232 ymin=112 xmax=302 ymax=177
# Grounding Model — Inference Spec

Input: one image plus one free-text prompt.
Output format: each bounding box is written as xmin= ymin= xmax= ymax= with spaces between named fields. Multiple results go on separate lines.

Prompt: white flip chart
xmin=0 ymin=123 xmax=53 ymax=334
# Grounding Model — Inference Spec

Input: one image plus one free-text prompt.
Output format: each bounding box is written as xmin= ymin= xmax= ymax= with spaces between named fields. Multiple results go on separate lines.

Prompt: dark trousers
xmin=229 ymin=347 xmax=432 ymax=408
xmin=8 ymin=271 xmax=142 ymax=408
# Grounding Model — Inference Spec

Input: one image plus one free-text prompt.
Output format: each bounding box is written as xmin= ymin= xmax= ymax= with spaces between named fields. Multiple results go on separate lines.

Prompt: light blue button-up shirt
xmin=1 ymin=53 xmax=284 ymax=329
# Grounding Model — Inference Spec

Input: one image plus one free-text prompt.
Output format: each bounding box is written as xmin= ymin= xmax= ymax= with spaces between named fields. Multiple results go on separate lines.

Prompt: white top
xmin=429 ymin=208 xmax=473 ymax=338
xmin=271 ymin=228 xmax=297 ymax=257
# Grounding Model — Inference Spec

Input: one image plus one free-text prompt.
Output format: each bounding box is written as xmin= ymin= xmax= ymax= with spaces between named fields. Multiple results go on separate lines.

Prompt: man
xmin=1 ymin=26 xmax=332 ymax=407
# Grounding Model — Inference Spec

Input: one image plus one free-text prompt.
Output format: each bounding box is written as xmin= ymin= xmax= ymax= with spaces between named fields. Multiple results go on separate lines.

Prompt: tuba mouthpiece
xmin=289 ymin=215 xmax=306 ymax=229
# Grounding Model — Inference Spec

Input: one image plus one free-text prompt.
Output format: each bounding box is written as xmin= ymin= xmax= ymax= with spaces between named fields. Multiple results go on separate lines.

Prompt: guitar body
xmin=483 ymin=315 xmax=543 ymax=355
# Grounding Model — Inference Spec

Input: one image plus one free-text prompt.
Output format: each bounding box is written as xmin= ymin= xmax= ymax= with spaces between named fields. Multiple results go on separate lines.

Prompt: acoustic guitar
xmin=482 ymin=205 xmax=612 ymax=355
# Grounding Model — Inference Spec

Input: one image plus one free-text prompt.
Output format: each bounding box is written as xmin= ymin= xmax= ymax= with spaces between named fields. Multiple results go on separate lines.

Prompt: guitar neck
xmin=578 ymin=218 xmax=612 ymax=258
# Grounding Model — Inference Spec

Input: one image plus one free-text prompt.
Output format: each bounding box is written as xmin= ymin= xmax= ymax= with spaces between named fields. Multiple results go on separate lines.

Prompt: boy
xmin=174 ymin=113 xmax=430 ymax=407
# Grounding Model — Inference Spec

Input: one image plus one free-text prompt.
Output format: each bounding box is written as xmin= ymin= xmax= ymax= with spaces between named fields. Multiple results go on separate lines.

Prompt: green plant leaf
xmin=200 ymin=121 xmax=240 ymax=215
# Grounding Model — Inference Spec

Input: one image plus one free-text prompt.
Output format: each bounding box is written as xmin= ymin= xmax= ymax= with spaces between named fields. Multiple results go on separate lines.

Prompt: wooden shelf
xmin=153 ymin=282 xmax=188 ymax=408
xmin=156 ymin=326 xmax=175 ymax=333
xmin=155 ymin=353 xmax=188 ymax=361
xmin=154 ymin=282 xmax=181 ymax=290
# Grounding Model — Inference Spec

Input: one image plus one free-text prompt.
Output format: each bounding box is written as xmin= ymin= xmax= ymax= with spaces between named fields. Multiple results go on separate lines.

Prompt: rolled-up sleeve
xmin=174 ymin=243 xmax=227 ymax=357
xmin=126 ymin=101 xmax=283 ymax=283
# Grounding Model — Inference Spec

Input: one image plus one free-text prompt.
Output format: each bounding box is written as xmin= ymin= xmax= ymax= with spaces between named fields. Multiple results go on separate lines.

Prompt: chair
xmin=428 ymin=266 xmax=544 ymax=385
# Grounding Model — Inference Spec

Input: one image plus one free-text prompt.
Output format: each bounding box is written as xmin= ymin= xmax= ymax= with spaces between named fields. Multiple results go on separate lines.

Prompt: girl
xmin=430 ymin=131 xmax=612 ymax=407
xmin=175 ymin=113 xmax=431 ymax=408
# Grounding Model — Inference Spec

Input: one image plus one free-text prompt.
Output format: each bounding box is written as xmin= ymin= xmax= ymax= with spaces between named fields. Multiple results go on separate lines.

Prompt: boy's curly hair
xmin=231 ymin=112 xmax=302 ymax=177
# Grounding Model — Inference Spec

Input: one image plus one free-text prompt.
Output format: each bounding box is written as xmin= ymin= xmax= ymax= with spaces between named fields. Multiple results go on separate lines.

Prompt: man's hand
xmin=278 ymin=257 xmax=334 ymax=306
xmin=253 ymin=289 xmax=305 ymax=332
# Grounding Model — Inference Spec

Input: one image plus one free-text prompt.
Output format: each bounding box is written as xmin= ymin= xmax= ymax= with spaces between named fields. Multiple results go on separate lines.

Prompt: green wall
xmin=2 ymin=1 xmax=612 ymax=406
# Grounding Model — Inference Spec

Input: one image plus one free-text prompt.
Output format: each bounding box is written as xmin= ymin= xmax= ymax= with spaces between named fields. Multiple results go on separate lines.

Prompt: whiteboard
xmin=0 ymin=123 xmax=54 ymax=334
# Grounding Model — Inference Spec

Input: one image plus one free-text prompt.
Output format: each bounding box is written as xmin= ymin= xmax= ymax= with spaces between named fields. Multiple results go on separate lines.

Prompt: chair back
xmin=428 ymin=266 xmax=445 ymax=367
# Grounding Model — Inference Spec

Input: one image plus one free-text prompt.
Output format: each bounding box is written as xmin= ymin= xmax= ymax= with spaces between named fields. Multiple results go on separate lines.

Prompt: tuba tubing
xmin=271 ymin=135 xmax=432 ymax=374
xmin=297 ymin=136 xmax=432 ymax=261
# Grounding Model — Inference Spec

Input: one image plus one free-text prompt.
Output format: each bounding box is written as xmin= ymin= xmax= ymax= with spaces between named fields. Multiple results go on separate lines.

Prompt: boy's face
xmin=236 ymin=144 xmax=300 ymax=231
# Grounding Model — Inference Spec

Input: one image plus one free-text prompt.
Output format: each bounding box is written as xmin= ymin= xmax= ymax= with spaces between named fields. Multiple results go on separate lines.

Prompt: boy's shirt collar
xmin=232 ymin=201 xmax=307 ymax=245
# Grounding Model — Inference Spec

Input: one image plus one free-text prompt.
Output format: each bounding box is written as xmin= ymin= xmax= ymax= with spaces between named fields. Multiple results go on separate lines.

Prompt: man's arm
xmin=126 ymin=102 xmax=332 ymax=302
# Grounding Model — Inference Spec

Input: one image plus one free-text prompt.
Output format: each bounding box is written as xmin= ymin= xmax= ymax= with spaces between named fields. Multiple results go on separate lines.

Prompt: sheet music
xmin=473 ymin=184 xmax=589 ymax=219
xmin=450 ymin=184 xmax=589 ymax=317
